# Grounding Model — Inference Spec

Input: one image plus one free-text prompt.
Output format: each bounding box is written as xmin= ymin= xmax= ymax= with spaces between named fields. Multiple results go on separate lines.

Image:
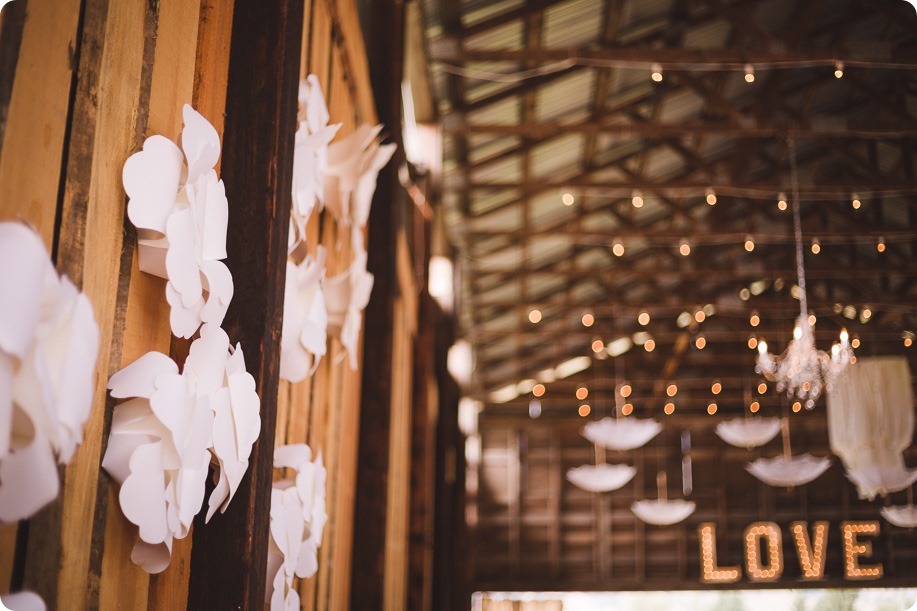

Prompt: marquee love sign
xmin=699 ymin=520 xmax=883 ymax=584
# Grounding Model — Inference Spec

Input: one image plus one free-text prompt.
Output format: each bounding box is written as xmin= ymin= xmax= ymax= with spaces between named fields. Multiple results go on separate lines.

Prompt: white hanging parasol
xmin=566 ymin=463 xmax=636 ymax=493
xmin=631 ymin=472 xmax=696 ymax=526
xmin=881 ymin=489 xmax=917 ymax=528
xmin=845 ymin=463 xmax=917 ymax=501
xmin=582 ymin=417 xmax=662 ymax=451
xmin=745 ymin=419 xmax=831 ymax=488
xmin=715 ymin=417 xmax=781 ymax=449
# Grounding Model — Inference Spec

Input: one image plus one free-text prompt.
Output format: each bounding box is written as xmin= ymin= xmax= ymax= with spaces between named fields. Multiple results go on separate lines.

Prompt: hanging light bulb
xmin=651 ymin=63 xmax=663 ymax=82
xmin=620 ymin=383 xmax=632 ymax=398
xmin=750 ymin=401 xmax=760 ymax=413
xmin=707 ymin=402 xmax=718 ymax=415
xmin=612 ymin=241 xmax=625 ymax=257
xmin=667 ymin=384 xmax=678 ymax=397
xmin=532 ymin=383 xmax=545 ymax=397
xmin=582 ymin=312 xmax=595 ymax=327
xmin=748 ymin=336 xmax=759 ymax=350
xmin=562 ymin=192 xmax=575 ymax=206
xmin=744 ymin=235 xmax=755 ymax=252
xmin=834 ymin=61 xmax=844 ymax=78
xmin=811 ymin=238 xmax=820 ymax=254
xmin=528 ymin=309 xmax=542 ymax=323
xmin=750 ymin=311 xmax=760 ymax=327
xmin=777 ymin=192 xmax=788 ymax=211
xmin=744 ymin=64 xmax=755 ymax=83
xmin=851 ymin=193 xmax=861 ymax=209
xmin=592 ymin=338 xmax=605 ymax=353
xmin=664 ymin=402 xmax=675 ymax=415
xmin=576 ymin=386 xmax=589 ymax=400
xmin=711 ymin=380 xmax=722 ymax=395
xmin=695 ymin=335 xmax=707 ymax=349
xmin=877 ymin=237 xmax=886 ymax=253
xmin=679 ymin=239 xmax=691 ymax=256
xmin=638 ymin=310 xmax=651 ymax=326
xmin=705 ymin=187 xmax=717 ymax=205
xmin=694 ymin=309 xmax=706 ymax=323
xmin=632 ymin=189 xmax=644 ymax=208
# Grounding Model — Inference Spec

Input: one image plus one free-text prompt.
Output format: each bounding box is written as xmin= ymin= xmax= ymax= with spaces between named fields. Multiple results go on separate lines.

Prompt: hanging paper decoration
xmin=266 ymin=444 xmax=328 ymax=611
xmin=715 ymin=418 xmax=781 ymax=449
xmin=566 ymin=463 xmax=636 ymax=493
xmin=844 ymin=464 xmax=917 ymax=501
xmin=631 ymin=499 xmax=696 ymax=526
xmin=745 ymin=454 xmax=831 ymax=488
xmin=0 ymin=591 xmax=46 ymax=611
xmin=324 ymin=249 xmax=374 ymax=371
xmin=0 ymin=222 xmax=100 ymax=523
xmin=881 ymin=504 xmax=917 ymax=528
xmin=581 ymin=417 xmax=662 ymax=451
xmin=324 ymin=123 xmax=396 ymax=228
xmin=827 ymin=356 xmax=915 ymax=500
xmin=102 ymin=324 xmax=261 ymax=573
xmin=122 ymin=105 xmax=233 ymax=338
xmin=279 ymin=247 xmax=328 ymax=382
xmin=289 ymin=76 xmax=341 ymax=252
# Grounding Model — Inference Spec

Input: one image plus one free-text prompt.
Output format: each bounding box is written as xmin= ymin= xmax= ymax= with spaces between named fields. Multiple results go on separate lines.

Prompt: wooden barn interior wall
xmin=0 ymin=0 xmax=446 ymax=609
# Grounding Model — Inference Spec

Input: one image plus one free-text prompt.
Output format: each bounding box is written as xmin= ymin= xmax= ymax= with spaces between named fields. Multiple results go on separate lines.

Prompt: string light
xmin=679 ymin=239 xmax=691 ymax=256
xmin=811 ymin=238 xmax=820 ymax=254
xmin=632 ymin=189 xmax=644 ymax=208
xmin=528 ymin=309 xmax=542 ymax=323
xmin=851 ymin=336 xmax=861 ymax=349
xmin=807 ymin=313 xmax=816 ymax=326
xmin=667 ymin=384 xmax=678 ymax=397
xmin=705 ymin=187 xmax=717 ymax=205
xmin=861 ymin=306 xmax=873 ymax=322
xmin=638 ymin=311 xmax=651 ymax=325
xmin=851 ymin=193 xmax=861 ymax=209
xmin=651 ymin=63 xmax=663 ymax=82
xmin=903 ymin=331 xmax=914 ymax=347
xmin=750 ymin=311 xmax=760 ymax=327
xmin=739 ymin=288 xmax=751 ymax=301
xmin=620 ymin=383 xmax=632 ymax=398
xmin=707 ymin=402 xmax=717 ymax=415
xmin=744 ymin=522 xmax=783 ymax=582
xmin=644 ymin=339 xmax=656 ymax=352
xmin=777 ymin=192 xmax=788 ymax=210
xmin=699 ymin=523 xmax=741 ymax=584
xmin=576 ymin=386 xmax=589 ymax=400
xmin=592 ymin=338 xmax=604 ymax=353
xmin=757 ymin=382 xmax=767 ymax=394
xmin=622 ymin=403 xmax=634 ymax=416
xmin=696 ymin=335 xmax=707 ymax=349
xmin=744 ymin=235 xmax=755 ymax=252
xmin=532 ymin=383 xmax=546 ymax=397
xmin=750 ymin=401 xmax=760 ymax=413
xmin=792 ymin=521 xmax=828 ymax=580
xmin=612 ymin=241 xmax=625 ymax=257
xmin=877 ymin=237 xmax=886 ymax=252
xmin=842 ymin=521 xmax=883 ymax=579
xmin=711 ymin=380 xmax=722 ymax=395
xmin=578 ymin=404 xmax=591 ymax=417
xmin=744 ymin=63 xmax=755 ymax=83
xmin=792 ymin=401 xmax=802 ymax=412
xmin=562 ymin=192 xmax=575 ymax=206
xmin=695 ymin=309 xmax=706 ymax=323
xmin=834 ymin=61 xmax=845 ymax=78
xmin=582 ymin=312 xmax=595 ymax=327
xmin=748 ymin=336 xmax=759 ymax=350
xmin=664 ymin=402 xmax=675 ymax=415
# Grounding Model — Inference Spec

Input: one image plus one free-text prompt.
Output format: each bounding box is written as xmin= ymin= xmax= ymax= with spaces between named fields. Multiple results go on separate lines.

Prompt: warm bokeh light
xmin=612 ymin=241 xmax=625 ymax=257
xmin=578 ymin=404 xmax=591 ymax=417
xmin=592 ymin=338 xmax=604 ymax=353
xmin=620 ymin=384 xmax=632 ymax=398
xmin=644 ymin=339 xmax=656 ymax=352
xmin=576 ymin=386 xmax=589 ymax=400
xmin=792 ymin=401 xmax=802 ymax=413
xmin=582 ymin=312 xmax=594 ymax=327
xmin=757 ymin=382 xmax=767 ymax=394
xmin=711 ymin=380 xmax=722 ymax=395
xmin=666 ymin=384 xmax=678 ymax=397
xmin=562 ymin=192 xmax=575 ymax=206
xmin=638 ymin=311 xmax=650 ymax=325
xmin=750 ymin=401 xmax=760 ymax=413
xmin=528 ymin=309 xmax=542 ymax=323
xmin=622 ymin=403 xmax=633 ymax=416
xmin=707 ymin=403 xmax=718 ymax=415
xmin=532 ymin=383 xmax=545 ymax=397
xmin=695 ymin=336 xmax=706 ymax=349
xmin=664 ymin=402 xmax=675 ymax=415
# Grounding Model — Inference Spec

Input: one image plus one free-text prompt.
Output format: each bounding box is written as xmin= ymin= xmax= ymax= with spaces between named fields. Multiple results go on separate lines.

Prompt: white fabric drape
xmin=826 ymin=356 xmax=916 ymax=500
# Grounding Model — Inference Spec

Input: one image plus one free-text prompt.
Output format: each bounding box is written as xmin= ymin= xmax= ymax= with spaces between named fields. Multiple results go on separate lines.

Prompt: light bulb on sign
xmin=632 ymin=190 xmax=644 ymax=208
xmin=651 ymin=63 xmax=663 ymax=82
xmin=744 ymin=64 xmax=755 ymax=83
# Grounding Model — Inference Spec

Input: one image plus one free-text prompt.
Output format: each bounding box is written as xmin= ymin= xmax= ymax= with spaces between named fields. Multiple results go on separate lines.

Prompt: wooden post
xmin=350 ymin=0 xmax=406 ymax=607
xmin=185 ymin=0 xmax=303 ymax=607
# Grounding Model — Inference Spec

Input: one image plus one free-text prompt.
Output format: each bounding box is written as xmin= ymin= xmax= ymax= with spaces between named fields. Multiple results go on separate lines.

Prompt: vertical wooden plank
xmin=349 ymin=0 xmax=405 ymax=605
xmin=186 ymin=0 xmax=303 ymax=607
xmin=0 ymin=0 xmax=27 ymax=154
xmin=0 ymin=0 xmax=81 ymax=246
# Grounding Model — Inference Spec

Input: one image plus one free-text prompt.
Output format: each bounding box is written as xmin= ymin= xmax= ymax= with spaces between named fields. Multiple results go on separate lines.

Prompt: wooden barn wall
xmin=0 ymin=0 xmax=405 ymax=608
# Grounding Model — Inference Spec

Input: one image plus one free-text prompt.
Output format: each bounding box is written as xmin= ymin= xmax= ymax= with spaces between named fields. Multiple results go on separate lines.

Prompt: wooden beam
xmin=462 ymin=180 xmax=917 ymax=193
xmin=185 ymin=0 xmax=303 ymax=607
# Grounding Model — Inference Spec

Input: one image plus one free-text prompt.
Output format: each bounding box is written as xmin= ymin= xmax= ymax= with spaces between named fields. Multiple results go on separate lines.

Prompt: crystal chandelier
xmin=755 ymin=140 xmax=853 ymax=409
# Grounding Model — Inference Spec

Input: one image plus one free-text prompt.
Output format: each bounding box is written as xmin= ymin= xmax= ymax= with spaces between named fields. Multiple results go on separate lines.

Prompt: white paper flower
xmin=102 ymin=324 xmax=260 ymax=573
xmin=631 ymin=499 xmax=696 ymax=526
xmin=123 ymin=105 xmax=233 ymax=338
xmin=566 ymin=463 xmax=636 ymax=493
xmin=745 ymin=454 xmax=832 ymax=488
xmin=0 ymin=222 xmax=100 ymax=523
xmin=324 ymin=249 xmax=374 ymax=371
xmin=289 ymin=76 xmax=341 ymax=252
xmin=266 ymin=444 xmax=328 ymax=610
xmin=715 ymin=418 xmax=781 ymax=449
xmin=280 ymin=247 xmax=328 ymax=382
xmin=581 ymin=417 xmax=662 ymax=451
xmin=324 ymin=123 xmax=396 ymax=228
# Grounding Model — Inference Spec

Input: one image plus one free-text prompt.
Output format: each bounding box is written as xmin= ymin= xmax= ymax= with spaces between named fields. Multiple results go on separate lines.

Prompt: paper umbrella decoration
xmin=280 ymin=247 xmax=328 ymax=382
xmin=0 ymin=591 xmax=45 ymax=611
xmin=745 ymin=454 xmax=832 ymax=488
xmin=631 ymin=499 xmax=697 ymax=526
xmin=581 ymin=417 xmax=663 ymax=451
xmin=845 ymin=463 xmax=917 ymax=501
xmin=123 ymin=104 xmax=233 ymax=338
xmin=290 ymin=75 xmax=341 ymax=252
xmin=566 ymin=463 xmax=636 ymax=493
xmin=715 ymin=418 xmax=782 ymax=449
xmin=324 ymin=123 xmax=396 ymax=229
xmin=0 ymin=222 xmax=100 ymax=523
xmin=324 ymin=248 xmax=374 ymax=371
xmin=102 ymin=324 xmax=261 ymax=573
xmin=880 ymin=504 xmax=917 ymax=528
xmin=267 ymin=444 xmax=328 ymax=610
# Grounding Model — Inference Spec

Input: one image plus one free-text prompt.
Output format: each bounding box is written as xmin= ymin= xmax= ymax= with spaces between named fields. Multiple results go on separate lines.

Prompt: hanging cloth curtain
xmin=826 ymin=356 xmax=916 ymax=500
